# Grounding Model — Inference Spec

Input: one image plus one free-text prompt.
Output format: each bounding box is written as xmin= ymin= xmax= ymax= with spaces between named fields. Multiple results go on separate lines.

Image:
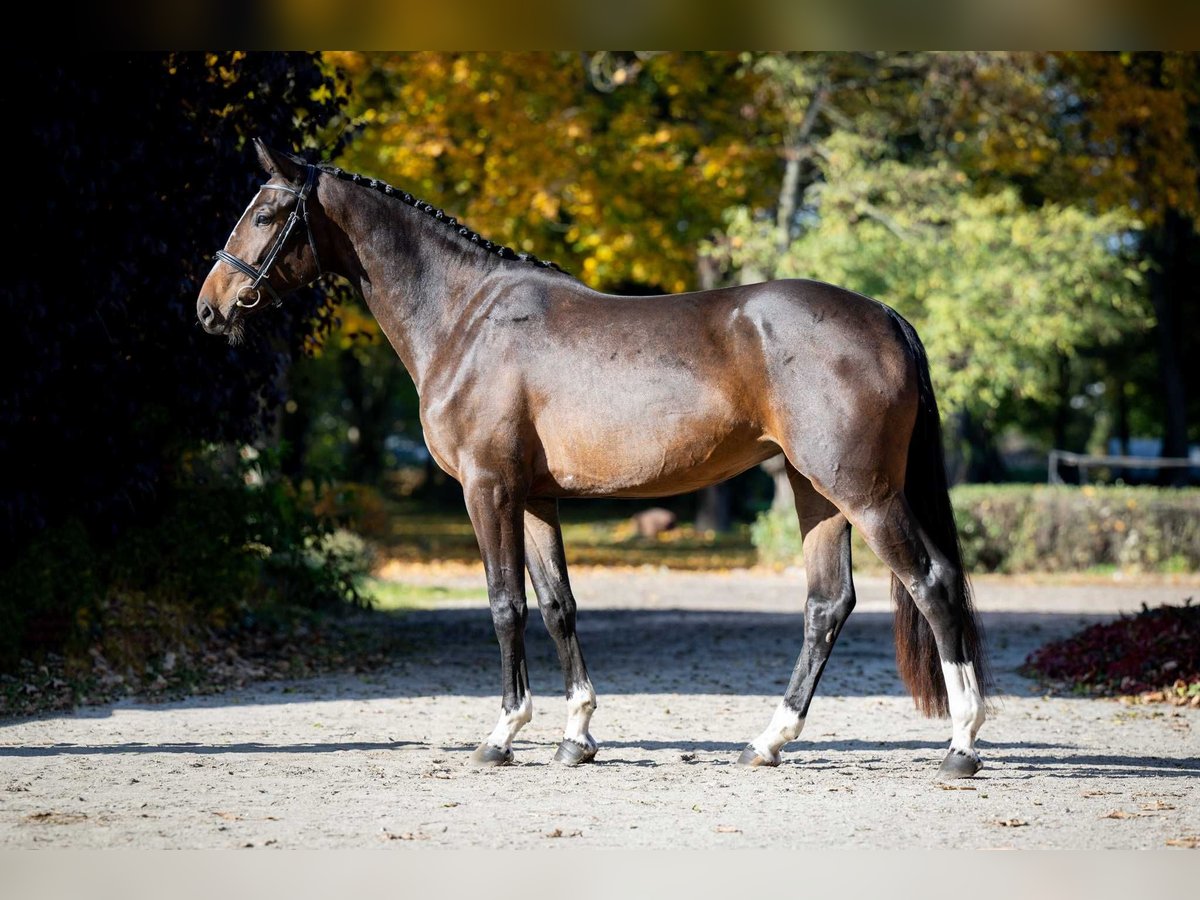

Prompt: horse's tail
xmin=888 ymin=311 xmax=990 ymax=717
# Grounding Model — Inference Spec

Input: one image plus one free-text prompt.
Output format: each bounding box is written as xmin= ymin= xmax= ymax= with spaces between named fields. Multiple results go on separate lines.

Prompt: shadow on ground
xmin=0 ymin=606 xmax=1112 ymax=718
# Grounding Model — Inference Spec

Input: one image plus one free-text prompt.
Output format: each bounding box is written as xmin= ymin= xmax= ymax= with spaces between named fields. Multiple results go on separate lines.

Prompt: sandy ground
xmin=1 ymin=569 xmax=1197 ymax=849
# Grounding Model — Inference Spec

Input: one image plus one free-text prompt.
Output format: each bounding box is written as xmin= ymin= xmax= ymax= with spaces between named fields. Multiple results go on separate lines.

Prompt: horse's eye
xmin=254 ymin=213 xmax=271 ymax=226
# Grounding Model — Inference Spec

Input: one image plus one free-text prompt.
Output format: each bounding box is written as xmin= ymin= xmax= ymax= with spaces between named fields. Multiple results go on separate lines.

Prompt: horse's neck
xmin=320 ymin=178 xmax=494 ymax=391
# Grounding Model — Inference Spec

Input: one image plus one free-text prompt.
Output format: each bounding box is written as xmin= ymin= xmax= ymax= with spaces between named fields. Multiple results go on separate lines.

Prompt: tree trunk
xmin=761 ymin=453 xmax=794 ymax=511
xmin=695 ymin=481 xmax=733 ymax=533
xmin=1053 ymin=353 xmax=1071 ymax=452
xmin=1114 ymin=374 xmax=1131 ymax=483
xmin=952 ymin=410 xmax=1006 ymax=483
xmin=1146 ymin=210 xmax=1191 ymax=485
xmin=339 ymin=350 xmax=385 ymax=484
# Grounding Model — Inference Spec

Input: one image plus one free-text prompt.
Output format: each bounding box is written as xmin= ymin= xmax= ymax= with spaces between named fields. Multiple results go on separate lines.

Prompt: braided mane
xmin=319 ymin=165 xmax=564 ymax=272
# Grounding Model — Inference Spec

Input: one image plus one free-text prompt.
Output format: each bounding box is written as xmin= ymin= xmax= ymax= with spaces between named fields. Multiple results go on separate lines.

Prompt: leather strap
xmin=214 ymin=164 xmax=321 ymax=309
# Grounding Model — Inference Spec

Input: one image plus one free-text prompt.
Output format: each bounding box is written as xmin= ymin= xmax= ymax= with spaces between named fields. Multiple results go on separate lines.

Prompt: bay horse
xmin=197 ymin=140 xmax=989 ymax=778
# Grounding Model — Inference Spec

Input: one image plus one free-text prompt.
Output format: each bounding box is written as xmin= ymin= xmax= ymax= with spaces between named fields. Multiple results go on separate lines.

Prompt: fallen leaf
xmin=213 ymin=811 xmax=243 ymax=821
xmin=1081 ymin=790 xmax=1117 ymax=798
xmin=715 ymin=825 xmax=742 ymax=834
xmin=1140 ymin=801 xmax=1176 ymax=811
xmin=544 ymin=828 xmax=582 ymax=838
xmin=382 ymin=831 xmax=428 ymax=841
xmin=937 ymin=783 xmax=977 ymax=791
xmin=1102 ymin=810 xmax=1143 ymax=819
xmin=1165 ymin=836 xmax=1199 ymax=849
xmin=25 ymin=812 xmax=88 ymax=825
xmin=992 ymin=818 xmax=1029 ymax=828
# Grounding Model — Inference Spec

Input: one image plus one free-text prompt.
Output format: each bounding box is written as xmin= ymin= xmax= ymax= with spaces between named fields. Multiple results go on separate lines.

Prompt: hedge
xmin=752 ymin=485 xmax=1200 ymax=575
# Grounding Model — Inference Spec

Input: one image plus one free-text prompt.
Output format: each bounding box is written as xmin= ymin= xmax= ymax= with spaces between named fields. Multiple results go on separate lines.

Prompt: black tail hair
xmin=887 ymin=310 xmax=991 ymax=717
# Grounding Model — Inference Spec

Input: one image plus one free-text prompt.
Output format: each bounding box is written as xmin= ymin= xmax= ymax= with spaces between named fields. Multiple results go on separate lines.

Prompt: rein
xmin=215 ymin=164 xmax=321 ymax=309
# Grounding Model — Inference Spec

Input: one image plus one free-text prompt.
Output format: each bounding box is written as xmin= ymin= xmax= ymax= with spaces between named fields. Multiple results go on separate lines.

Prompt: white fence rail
xmin=1047 ymin=449 xmax=1197 ymax=485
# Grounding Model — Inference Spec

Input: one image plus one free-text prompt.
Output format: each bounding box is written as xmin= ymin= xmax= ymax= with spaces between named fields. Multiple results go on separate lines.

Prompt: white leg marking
xmin=941 ymin=661 xmax=985 ymax=758
xmin=563 ymin=682 xmax=597 ymax=750
xmin=750 ymin=702 xmax=806 ymax=764
xmin=485 ymin=693 xmax=533 ymax=750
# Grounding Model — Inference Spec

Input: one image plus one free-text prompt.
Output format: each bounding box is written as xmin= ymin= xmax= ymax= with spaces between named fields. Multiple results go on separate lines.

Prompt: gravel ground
xmin=1 ymin=569 xmax=1197 ymax=849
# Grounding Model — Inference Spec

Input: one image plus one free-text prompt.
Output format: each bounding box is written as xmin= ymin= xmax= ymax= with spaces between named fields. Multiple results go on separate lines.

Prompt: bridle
xmin=214 ymin=164 xmax=321 ymax=309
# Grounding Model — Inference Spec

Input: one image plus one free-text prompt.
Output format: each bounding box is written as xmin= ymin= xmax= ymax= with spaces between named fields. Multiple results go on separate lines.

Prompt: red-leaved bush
xmin=1022 ymin=601 xmax=1200 ymax=704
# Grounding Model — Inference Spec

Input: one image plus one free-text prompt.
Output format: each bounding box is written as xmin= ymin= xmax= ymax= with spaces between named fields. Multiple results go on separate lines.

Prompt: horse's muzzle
xmin=197 ymin=298 xmax=227 ymax=335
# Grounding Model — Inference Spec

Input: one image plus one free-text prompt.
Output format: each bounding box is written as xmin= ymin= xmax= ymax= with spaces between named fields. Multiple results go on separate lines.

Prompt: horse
xmin=197 ymin=139 xmax=990 ymax=778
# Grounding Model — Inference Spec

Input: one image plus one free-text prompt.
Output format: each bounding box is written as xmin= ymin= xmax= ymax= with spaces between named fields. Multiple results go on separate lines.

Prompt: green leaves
xmin=722 ymin=132 xmax=1151 ymax=425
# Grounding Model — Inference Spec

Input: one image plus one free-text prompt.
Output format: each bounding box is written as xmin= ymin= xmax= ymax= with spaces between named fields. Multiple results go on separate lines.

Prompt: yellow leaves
xmin=1055 ymin=51 xmax=1200 ymax=224
xmin=333 ymin=52 xmax=776 ymax=291
xmin=530 ymin=191 xmax=559 ymax=221
xmin=325 ymin=51 xmax=366 ymax=75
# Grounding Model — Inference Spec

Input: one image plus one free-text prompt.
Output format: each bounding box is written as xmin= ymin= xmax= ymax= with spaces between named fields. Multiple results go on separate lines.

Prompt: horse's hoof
xmin=553 ymin=739 xmax=598 ymax=767
xmin=937 ymin=748 xmax=982 ymax=780
xmin=737 ymin=744 xmax=779 ymax=767
xmin=469 ymin=743 xmax=514 ymax=767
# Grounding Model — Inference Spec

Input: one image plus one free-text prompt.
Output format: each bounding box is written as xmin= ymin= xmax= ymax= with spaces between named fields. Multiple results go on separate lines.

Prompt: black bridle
xmin=214 ymin=164 xmax=321 ymax=309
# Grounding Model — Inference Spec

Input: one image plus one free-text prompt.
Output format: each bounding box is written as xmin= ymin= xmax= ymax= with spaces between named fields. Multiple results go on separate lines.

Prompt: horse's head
xmin=197 ymin=138 xmax=323 ymax=342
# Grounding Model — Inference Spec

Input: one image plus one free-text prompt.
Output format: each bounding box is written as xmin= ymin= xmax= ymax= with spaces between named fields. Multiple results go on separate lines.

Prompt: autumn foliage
xmin=330 ymin=51 xmax=781 ymax=292
xmin=1023 ymin=602 xmax=1200 ymax=703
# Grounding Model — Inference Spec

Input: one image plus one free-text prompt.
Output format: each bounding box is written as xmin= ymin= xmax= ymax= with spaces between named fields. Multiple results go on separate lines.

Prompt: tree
xmin=1052 ymin=52 xmax=1200 ymax=477
xmin=1 ymin=53 xmax=346 ymax=552
xmin=701 ymin=53 xmax=1184 ymax=482
xmin=328 ymin=51 xmax=781 ymax=293
xmin=722 ymin=133 xmax=1149 ymax=451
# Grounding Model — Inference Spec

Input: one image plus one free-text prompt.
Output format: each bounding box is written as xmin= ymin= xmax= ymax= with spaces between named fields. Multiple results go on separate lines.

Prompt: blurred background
xmin=3 ymin=52 xmax=1198 ymax=711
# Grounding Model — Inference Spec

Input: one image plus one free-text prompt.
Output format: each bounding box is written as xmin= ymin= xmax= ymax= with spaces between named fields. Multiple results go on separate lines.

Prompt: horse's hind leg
xmin=740 ymin=466 xmax=856 ymax=767
xmin=848 ymin=493 xmax=986 ymax=778
xmin=524 ymin=498 xmax=598 ymax=766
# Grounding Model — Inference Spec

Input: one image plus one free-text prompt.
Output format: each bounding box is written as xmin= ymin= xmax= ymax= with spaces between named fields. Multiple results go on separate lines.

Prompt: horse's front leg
xmin=524 ymin=497 xmax=598 ymax=766
xmin=463 ymin=472 xmax=532 ymax=766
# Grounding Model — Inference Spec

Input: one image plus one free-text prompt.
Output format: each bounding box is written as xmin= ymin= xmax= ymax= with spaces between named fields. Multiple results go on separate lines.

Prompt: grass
xmin=364 ymin=577 xmax=486 ymax=611
xmin=375 ymin=502 xmax=758 ymax=572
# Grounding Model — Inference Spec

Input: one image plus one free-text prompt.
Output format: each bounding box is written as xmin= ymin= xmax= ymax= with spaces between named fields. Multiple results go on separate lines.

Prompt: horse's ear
xmin=252 ymin=137 xmax=305 ymax=183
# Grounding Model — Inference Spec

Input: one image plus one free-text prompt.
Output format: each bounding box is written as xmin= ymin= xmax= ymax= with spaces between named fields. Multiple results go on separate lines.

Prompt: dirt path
xmin=1 ymin=570 xmax=1197 ymax=849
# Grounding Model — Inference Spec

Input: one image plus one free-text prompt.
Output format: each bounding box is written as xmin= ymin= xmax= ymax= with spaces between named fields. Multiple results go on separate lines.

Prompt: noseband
xmin=215 ymin=164 xmax=321 ymax=309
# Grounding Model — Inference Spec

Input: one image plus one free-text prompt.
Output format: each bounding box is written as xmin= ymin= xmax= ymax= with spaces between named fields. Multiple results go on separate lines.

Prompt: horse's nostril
xmin=198 ymin=301 xmax=215 ymax=325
